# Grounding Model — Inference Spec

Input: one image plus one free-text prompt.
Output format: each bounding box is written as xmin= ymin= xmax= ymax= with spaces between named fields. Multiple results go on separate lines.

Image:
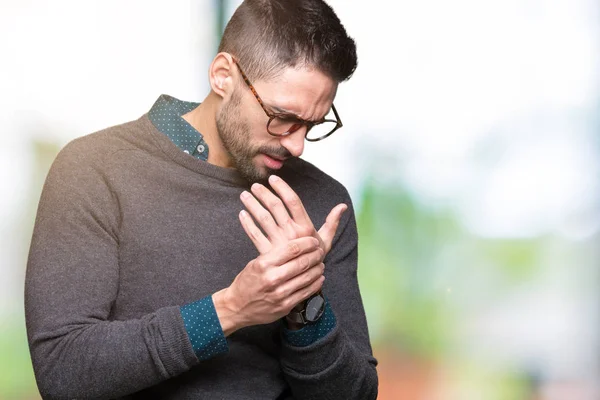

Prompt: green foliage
xmin=475 ymin=240 xmax=541 ymax=282
xmin=357 ymin=180 xmax=459 ymax=358
xmin=356 ymin=178 xmax=542 ymax=361
xmin=0 ymin=320 xmax=40 ymax=400
xmin=0 ymin=139 xmax=61 ymax=400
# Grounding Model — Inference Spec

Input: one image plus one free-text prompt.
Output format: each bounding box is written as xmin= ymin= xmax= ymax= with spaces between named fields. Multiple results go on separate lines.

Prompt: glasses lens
xmin=306 ymin=121 xmax=338 ymax=141
xmin=267 ymin=107 xmax=340 ymax=141
xmin=268 ymin=117 xmax=302 ymax=135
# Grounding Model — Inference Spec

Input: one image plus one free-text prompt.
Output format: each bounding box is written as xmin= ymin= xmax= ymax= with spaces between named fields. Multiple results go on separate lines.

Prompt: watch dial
xmin=305 ymin=295 xmax=325 ymax=321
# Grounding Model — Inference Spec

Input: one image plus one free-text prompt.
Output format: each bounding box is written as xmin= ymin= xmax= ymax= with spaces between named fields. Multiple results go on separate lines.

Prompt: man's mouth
xmin=266 ymin=154 xmax=285 ymax=161
xmin=262 ymin=154 xmax=286 ymax=169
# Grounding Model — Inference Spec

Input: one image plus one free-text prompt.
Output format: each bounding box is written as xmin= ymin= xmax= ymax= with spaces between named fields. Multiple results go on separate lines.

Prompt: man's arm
xmin=25 ymin=143 xmax=201 ymax=399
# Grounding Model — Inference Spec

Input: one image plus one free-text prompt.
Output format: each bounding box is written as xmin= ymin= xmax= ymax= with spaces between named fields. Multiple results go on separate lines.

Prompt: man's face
xmin=216 ymin=65 xmax=338 ymax=183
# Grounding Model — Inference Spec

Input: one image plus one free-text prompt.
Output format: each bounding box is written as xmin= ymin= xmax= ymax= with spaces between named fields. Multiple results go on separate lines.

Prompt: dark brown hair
xmin=218 ymin=0 xmax=357 ymax=83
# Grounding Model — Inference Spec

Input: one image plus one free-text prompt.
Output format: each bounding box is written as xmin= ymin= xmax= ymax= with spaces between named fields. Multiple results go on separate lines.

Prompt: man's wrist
xmin=180 ymin=296 xmax=229 ymax=359
xmin=282 ymin=298 xmax=337 ymax=347
xmin=212 ymin=288 xmax=242 ymax=337
xmin=285 ymin=303 xmax=305 ymax=331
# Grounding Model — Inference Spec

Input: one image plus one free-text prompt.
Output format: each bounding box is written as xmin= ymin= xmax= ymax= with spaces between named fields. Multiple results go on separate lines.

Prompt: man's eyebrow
xmin=268 ymin=104 xmax=323 ymax=123
xmin=269 ymin=105 xmax=300 ymax=117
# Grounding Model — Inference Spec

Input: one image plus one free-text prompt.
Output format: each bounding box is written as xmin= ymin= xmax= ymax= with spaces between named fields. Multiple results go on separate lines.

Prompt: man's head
xmin=210 ymin=0 xmax=357 ymax=183
xmin=218 ymin=0 xmax=357 ymax=83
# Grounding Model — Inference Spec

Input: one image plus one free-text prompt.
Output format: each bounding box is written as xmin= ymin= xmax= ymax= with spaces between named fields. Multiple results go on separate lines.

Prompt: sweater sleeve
xmin=279 ymin=197 xmax=379 ymax=400
xmin=24 ymin=140 xmax=209 ymax=400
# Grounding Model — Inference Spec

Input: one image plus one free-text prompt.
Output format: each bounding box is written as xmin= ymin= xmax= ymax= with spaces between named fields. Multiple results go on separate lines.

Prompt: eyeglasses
xmin=233 ymin=59 xmax=343 ymax=142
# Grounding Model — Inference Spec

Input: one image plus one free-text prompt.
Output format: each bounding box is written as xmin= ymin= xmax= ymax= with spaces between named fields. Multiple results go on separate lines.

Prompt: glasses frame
xmin=233 ymin=59 xmax=343 ymax=142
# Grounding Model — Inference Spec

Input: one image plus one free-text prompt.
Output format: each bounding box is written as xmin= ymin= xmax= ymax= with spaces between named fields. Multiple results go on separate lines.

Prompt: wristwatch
xmin=285 ymin=290 xmax=326 ymax=325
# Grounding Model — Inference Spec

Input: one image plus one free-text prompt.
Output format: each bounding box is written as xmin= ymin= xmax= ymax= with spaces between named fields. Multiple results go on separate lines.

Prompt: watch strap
xmin=286 ymin=304 xmax=307 ymax=325
xmin=285 ymin=292 xmax=325 ymax=326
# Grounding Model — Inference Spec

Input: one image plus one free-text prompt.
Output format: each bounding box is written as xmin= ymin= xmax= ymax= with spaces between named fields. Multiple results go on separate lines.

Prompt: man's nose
xmin=279 ymin=128 xmax=306 ymax=158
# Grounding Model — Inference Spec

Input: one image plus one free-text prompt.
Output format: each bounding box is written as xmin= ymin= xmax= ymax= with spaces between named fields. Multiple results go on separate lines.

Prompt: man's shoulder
xmin=56 ymin=115 xmax=150 ymax=166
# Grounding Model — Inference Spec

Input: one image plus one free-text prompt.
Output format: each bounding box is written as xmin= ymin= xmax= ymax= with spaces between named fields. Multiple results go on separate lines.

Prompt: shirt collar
xmin=148 ymin=94 xmax=209 ymax=160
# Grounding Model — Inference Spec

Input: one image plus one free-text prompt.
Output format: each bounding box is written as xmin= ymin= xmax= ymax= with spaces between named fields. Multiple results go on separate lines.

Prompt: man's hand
xmin=213 ymin=176 xmax=348 ymax=336
xmin=240 ymin=174 xmax=347 ymax=257
xmin=236 ymin=175 xmax=348 ymax=329
xmin=213 ymin=237 xmax=324 ymax=336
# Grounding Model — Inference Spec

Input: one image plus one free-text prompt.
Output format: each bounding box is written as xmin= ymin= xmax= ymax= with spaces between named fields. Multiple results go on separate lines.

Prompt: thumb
xmin=317 ymin=203 xmax=348 ymax=252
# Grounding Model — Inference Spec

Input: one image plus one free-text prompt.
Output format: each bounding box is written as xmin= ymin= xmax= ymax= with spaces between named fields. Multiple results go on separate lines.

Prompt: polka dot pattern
xmin=148 ymin=94 xmax=210 ymax=161
xmin=180 ymin=296 xmax=229 ymax=360
xmin=283 ymin=299 xmax=337 ymax=347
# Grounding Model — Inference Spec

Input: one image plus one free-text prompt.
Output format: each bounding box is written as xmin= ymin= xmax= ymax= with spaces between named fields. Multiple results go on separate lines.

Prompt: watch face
xmin=305 ymin=295 xmax=325 ymax=322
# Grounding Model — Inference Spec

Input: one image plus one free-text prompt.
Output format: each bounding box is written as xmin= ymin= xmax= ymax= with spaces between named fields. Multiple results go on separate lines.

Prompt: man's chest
xmin=112 ymin=186 xmax=258 ymax=318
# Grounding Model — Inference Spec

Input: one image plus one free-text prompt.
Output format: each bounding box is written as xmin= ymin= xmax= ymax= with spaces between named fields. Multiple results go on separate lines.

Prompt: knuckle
xmin=288 ymin=242 xmax=301 ymax=255
xmin=297 ymin=256 xmax=310 ymax=271
xmin=308 ymin=282 xmax=320 ymax=295
xmin=273 ymin=286 xmax=287 ymax=300
xmin=285 ymin=196 xmax=300 ymax=208
xmin=283 ymin=218 xmax=295 ymax=230
xmin=282 ymin=298 xmax=295 ymax=311
xmin=263 ymin=274 xmax=279 ymax=288
xmin=278 ymin=300 xmax=291 ymax=312
xmin=304 ymin=271 xmax=316 ymax=286
xmin=248 ymin=228 xmax=261 ymax=241
xmin=256 ymin=258 xmax=268 ymax=270
xmin=315 ymin=279 xmax=324 ymax=291
xmin=311 ymin=265 xmax=323 ymax=280
xmin=311 ymin=253 xmax=320 ymax=267
xmin=268 ymin=199 xmax=283 ymax=209
xmin=311 ymin=263 xmax=322 ymax=278
xmin=316 ymin=247 xmax=325 ymax=260
xmin=259 ymin=212 xmax=271 ymax=223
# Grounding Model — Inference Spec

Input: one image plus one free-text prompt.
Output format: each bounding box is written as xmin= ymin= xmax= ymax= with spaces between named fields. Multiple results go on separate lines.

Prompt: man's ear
xmin=209 ymin=52 xmax=235 ymax=99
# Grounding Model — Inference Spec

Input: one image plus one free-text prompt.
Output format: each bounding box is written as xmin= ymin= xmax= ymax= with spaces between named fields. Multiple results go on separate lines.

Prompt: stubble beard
xmin=216 ymin=90 xmax=291 ymax=184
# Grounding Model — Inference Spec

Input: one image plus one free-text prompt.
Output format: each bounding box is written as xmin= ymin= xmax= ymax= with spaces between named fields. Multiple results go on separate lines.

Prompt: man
xmin=25 ymin=0 xmax=378 ymax=398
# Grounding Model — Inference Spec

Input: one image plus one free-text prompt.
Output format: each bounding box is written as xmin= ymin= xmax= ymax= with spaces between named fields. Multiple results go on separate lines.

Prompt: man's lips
xmin=262 ymin=154 xmax=286 ymax=169
xmin=266 ymin=154 xmax=285 ymax=161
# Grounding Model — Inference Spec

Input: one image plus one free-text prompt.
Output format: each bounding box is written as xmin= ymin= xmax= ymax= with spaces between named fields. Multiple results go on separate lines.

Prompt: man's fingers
xmin=239 ymin=210 xmax=271 ymax=254
xmin=268 ymin=247 xmax=323 ymax=285
xmin=273 ymin=262 xmax=324 ymax=300
xmin=250 ymin=183 xmax=297 ymax=239
xmin=317 ymin=203 xmax=348 ymax=253
xmin=262 ymin=236 xmax=320 ymax=267
xmin=268 ymin=175 xmax=313 ymax=228
xmin=287 ymin=275 xmax=325 ymax=308
xmin=240 ymin=190 xmax=281 ymax=240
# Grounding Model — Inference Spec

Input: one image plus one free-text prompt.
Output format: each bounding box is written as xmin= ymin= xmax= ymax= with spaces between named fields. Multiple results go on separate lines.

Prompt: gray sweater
xmin=25 ymin=114 xmax=378 ymax=399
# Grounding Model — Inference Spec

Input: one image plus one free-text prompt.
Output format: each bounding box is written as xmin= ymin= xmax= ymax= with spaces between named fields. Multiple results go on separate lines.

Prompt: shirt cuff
xmin=282 ymin=298 xmax=337 ymax=347
xmin=180 ymin=295 xmax=228 ymax=360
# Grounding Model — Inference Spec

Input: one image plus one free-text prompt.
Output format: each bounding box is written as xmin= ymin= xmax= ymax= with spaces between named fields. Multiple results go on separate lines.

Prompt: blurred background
xmin=1 ymin=0 xmax=598 ymax=399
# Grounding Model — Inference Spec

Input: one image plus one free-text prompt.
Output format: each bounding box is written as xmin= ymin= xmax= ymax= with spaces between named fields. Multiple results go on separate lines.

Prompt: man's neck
xmin=182 ymin=92 xmax=234 ymax=169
